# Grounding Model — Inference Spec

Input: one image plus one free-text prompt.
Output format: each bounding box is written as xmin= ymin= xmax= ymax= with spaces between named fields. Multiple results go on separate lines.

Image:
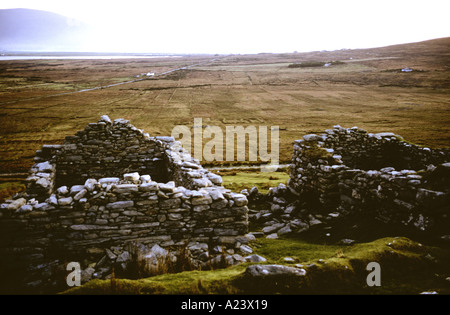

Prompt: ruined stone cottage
xmin=288 ymin=125 xmax=450 ymax=235
xmin=245 ymin=125 xmax=450 ymax=243
xmin=0 ymin=115 xmax=250 ymax=292
xmin=1 ymin=117 xmax=449 ymax=293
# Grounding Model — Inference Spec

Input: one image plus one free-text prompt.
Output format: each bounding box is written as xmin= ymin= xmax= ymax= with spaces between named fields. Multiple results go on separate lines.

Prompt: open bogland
xmin=0 ymin=38 xmax=449 ymax=295
xmin=1 ymin=37 xmax=449 ymax=177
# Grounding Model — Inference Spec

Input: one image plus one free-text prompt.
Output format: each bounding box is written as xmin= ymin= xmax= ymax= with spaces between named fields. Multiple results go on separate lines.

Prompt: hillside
xmin=0 ymin=8 xmax=93 ymax=51
xmin=220 ymin=37 xmax=450 ymax=71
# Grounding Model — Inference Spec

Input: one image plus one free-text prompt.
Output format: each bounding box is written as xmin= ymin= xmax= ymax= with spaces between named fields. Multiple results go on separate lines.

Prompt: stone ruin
xmin=1 ymin=118 xmax=450 ymax=293
xmin=0 ymin=115 xmax=251 ymax=293
xmin=245 ymin=125 xmax=450 ymax=243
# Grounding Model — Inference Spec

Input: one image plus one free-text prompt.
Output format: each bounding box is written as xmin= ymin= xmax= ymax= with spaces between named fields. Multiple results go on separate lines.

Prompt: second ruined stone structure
xmin=289 ymin=125 xmax=450 ymax=235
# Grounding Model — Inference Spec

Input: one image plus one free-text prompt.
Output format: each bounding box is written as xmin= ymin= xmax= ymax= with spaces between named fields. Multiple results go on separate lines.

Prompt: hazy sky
xmin=1 ymin=0 xmax=449 ymax=53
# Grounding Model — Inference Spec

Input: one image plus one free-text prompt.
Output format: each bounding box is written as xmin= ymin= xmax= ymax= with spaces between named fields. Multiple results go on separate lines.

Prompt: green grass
xmin=252 ymin=237 xmax=343 ymax=264
xmin=63 ymin=265 xmax=246 ymax=295
xmin=220 ymin=170 xmax=290 ymax=193
xmin=62 ymin=236 xmax=450 ymax=295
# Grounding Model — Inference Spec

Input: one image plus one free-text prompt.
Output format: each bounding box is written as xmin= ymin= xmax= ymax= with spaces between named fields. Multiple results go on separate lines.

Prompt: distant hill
xmin=0 ymin=8 xmax=94 ymax=51
xmin=270 ymin=37 xmax=450 ymax=71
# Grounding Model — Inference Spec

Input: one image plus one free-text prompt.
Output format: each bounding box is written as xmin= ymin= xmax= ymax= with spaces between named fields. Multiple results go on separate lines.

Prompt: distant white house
xmin=324 ymin=63 xmax=332 ymax=67
xmin=401 ymin=67 xmax=413 ymax=72
xmin=146 ymin=72 xmax=155 ymax=77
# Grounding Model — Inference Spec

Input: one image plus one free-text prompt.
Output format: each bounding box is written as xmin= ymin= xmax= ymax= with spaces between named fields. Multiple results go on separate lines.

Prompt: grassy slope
xmin=63 ymin=236 xmax=450 ymax=295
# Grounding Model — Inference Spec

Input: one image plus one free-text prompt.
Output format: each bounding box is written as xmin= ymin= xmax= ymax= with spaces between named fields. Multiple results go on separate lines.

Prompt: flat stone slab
xmin=244 ymin=264 xmax=306 ymax=278
xmin=244 ymin=254 xmax=267 ymax=263
xmin=106 ymin=200 xmax=134 ymax=209
xmin=99 ymin=177 xmax=120 ymax=184
xmin=303 ymin=134 xmax=321 ymax=142
xmin=112 ymin=184 xmax=138 ymax=194
xmin=70 ymin=225 xmax=118 ymax=231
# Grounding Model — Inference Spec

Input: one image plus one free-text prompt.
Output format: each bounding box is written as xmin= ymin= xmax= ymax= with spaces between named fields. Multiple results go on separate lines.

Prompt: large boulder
xmin=128 ymin=243 xmax=170 ymax=276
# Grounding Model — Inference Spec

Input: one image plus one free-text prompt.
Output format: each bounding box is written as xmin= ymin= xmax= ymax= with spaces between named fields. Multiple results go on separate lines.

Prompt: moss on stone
xmin=300 ymin=144 xmax=333 ymax=162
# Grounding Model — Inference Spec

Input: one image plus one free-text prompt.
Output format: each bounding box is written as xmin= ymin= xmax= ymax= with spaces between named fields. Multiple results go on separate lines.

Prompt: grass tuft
xmin=221 ymin=170 xmax=290 ymax=193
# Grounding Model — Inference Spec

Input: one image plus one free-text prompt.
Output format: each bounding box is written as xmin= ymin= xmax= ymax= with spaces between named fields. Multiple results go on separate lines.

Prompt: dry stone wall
xmin=27 ymin=115 xmax=224 ymax=201
xmin=288 ymin=125 xmax=450 ymax=235
xmin=0 ymin=116 xmax=249 ymax=293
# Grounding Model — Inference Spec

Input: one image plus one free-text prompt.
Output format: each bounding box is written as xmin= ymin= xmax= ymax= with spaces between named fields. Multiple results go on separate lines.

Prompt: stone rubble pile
xmin=245 ymin=184 xmax=348 ymax=242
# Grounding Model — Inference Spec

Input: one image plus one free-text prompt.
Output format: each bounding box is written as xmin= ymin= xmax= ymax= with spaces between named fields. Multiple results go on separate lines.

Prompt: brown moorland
xmin=0 ymin=37 xmax=449 ymax=179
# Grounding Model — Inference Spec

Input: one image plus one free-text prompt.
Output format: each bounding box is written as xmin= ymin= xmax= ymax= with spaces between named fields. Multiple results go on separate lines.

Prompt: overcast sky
xmin=1 ymin=0 xmax=449 ymax=53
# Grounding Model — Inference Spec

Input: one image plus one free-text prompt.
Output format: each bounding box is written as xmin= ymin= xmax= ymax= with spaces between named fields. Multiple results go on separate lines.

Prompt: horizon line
xmin=1 ymin=35 xmax=449 ymax=56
